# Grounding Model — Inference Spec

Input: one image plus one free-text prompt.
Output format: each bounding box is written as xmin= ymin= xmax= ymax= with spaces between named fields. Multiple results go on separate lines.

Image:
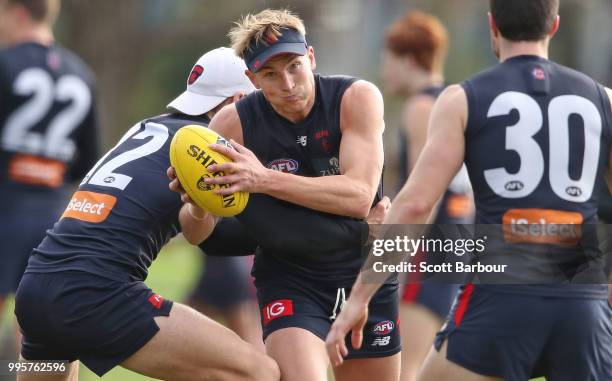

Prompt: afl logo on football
xmin=188 ymin=65 xmax=204 ymax=85
xmin=197 ymin=174 xmax=215 ymax=191
xmin=372 ymin=320 xmax=394 ymax=335
xmin=504 ymin=180 xmax=524 ymax=191
xmin=267 ymin=158 xmax=299 ymax=174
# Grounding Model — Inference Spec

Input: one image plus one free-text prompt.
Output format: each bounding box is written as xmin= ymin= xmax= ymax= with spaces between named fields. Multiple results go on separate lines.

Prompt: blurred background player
xmin=328 ymin=1 xmax=611 ymax=380
xmin=186 ymin=255 xmax=264 ymax=350
xmin=381 ymin=11 xmax=474 ymax=381
xmin=0 ymin=0 xmax=99 ymax=356
xmin=14 ymin=47 xmax=280 ymax=380
xmin=167 ymin=52 xmax=264 ymax=352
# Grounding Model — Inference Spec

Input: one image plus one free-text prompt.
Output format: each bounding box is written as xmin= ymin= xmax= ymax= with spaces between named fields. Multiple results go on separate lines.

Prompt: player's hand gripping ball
xmin=169 ymin=125 xmax=249 ymax=217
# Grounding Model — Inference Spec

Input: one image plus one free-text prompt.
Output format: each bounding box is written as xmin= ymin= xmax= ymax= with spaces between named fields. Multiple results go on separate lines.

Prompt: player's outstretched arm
xmin=206 ymin=81 xmax=384 ymax=218
xmin=326 ymin=84 xmax=468 ymax=366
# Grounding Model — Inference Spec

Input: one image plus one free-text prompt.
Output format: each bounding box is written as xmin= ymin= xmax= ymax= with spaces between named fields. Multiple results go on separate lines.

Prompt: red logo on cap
xmin=254 ymin=59 xmax=261 ymax=69
xmin=265 ymin=32 xmax=279 ymax=44
xmin=188 ymin=65 xmax=204 ymax=85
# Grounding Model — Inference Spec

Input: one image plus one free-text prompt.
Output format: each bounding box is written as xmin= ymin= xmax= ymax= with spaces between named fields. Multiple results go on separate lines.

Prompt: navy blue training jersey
xmin=463 ymin=55 xmax=611 ymax=297
xmin=0 ymin=42 xmax=99 ymax=211
xmin=25 ymin=114 xmax=209 ymax=282
xmin=235 ymin=74 xmax=377 ymax=285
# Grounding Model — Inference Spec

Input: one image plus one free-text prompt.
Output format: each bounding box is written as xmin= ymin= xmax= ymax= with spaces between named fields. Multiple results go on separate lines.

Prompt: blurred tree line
xmin=55 ymin=0 xmax=611 ymax=193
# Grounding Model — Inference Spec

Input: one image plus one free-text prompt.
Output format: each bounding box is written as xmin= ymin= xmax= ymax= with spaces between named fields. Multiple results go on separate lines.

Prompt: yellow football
xmin=169 ymin=125 xmax=249 ymax=217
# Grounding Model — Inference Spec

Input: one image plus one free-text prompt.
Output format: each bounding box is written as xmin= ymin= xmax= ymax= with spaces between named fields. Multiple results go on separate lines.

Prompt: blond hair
xmin=8 ymin=0 xmax=60 ymax=24
xmin=229 ymin=9 xmax=306 ymax=59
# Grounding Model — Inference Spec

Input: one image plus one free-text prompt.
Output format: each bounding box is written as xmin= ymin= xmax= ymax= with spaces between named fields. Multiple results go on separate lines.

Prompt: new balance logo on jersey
xmin=297 ymin=136 xmax=307 ymax=146
xmin=262 ymin=300 xmax=293 ymax=325
xmin=371 ymin=336 xmax=391 ymax=346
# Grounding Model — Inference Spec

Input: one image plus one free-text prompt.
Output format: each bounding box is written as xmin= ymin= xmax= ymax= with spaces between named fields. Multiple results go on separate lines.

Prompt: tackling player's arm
xmin=168 ymin=167 xmax=219 ymax=245
xmin=325 ymin=84 xmax=468 ymax=366
xmin=207 ymin=81 xmax=385 ymax=219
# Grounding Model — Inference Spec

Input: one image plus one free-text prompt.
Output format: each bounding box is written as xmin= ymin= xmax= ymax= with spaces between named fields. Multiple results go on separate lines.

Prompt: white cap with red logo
xmin=167 ymin=47 xmax=256 ymax=116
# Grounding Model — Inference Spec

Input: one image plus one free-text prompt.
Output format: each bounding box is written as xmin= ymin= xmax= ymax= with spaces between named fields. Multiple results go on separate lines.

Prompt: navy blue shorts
xmin=0 ymin=210 xmax=59 ymax=296
xmin=15 ymin=271 xmax=173 ymax=377
xmin=188 ymin=256 xmax=254 ymax=310
xmin=434 ymin=285 xmax=612 ymax=381
xmin=401 ymin=283 xmax=460 ymax=319
xmin=256 ymin=274 xmax=401 ymax=359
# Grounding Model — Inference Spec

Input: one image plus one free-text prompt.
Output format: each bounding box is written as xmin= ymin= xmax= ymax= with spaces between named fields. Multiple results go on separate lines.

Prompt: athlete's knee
xmin=237 ymin=349 xmax=280 ymax=381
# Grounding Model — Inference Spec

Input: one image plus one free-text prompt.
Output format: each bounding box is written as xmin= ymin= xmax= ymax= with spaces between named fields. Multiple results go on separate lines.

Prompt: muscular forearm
xmin=261 ymin=169 xmax=375 ymax=218
xmin=179 ymin=204 xmax=218 ymax=245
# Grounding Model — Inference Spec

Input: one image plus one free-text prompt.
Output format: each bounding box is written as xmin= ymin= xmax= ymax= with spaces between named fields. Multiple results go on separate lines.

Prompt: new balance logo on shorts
xmin=262 ymin=299 xmax=293 ymax=325
xmin=371 ymin=336 xmax=391 ymax=346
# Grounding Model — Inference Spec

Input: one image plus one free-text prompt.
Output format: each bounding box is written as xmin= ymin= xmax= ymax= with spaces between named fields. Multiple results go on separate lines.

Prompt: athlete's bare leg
xmin=191 ymin=300 xmax=265 ymax=352
xmin=418 ymin=341 xmax=501 ymax=381
xmin=334 ymin=353 xmax=401 ymax=381
xmin=16 ymin=357 xmax=79 ymax=381
xmin=121 ymin=303 xmax=279 ymax=381
xmin=399 ymin=304 xmax=443 ymax=381
xmin=265 ymin=327 xmax=329 ymax=381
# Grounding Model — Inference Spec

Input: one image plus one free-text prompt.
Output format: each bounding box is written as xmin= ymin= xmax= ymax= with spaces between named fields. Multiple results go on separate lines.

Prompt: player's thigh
xmin=399 ymin=304 xmax=443 ymax=381
xmin=121 ymin=303 xmax=279 ymax=381
xmin=265 ymin=327 xmax=329 ymax=381
xmin=418 ymin=341 xmax=501 ymax=381
xmin=334 ymin=352 xmax=401 ymax=381
xmin=16 ymin=358 xmax=79 ymax=381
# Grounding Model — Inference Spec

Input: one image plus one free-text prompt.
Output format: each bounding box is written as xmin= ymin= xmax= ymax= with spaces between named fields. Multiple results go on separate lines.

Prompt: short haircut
xmin=489 ymin=0 xmax=559 ymax=41
xmin=8 ymin=0 xmax=60 ymax=24
xmin=384 ymin=11 xmax=448 ymax=73
xmin=229 ymin=8 xmax=306 ymax=60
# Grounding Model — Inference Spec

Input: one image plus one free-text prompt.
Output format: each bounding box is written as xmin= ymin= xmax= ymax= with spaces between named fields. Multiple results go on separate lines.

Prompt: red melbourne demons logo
xmin=262 ymin=299 xmax=293 ymax=325
xmin=188 ymin=65 xmax=204 ymax=85
xmin=148 ymin=293 xmax=164 ymax=309
xmin=532 ymin=67 xmax=545 ymax=80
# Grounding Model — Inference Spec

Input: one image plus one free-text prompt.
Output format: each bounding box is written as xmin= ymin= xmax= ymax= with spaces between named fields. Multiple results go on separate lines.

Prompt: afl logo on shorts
xmin=262 ymin=299 xmax=293 ymax=325
xmin=267 ymin=158 xmax=299 ymax=174
xmin=188 ymin=65 xmax=204 ymax=85
xmin=372 ymin=320 xmax=394 ymax=335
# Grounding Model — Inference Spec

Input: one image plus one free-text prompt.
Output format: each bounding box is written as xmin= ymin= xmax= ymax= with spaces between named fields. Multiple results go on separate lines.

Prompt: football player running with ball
xmin=327 ymin=1 xmax=611 ymax=380
xmin=170 ymin=8 xmax=400 ymax=381
xmin=14 ymin=47 xmax=280 ymax=381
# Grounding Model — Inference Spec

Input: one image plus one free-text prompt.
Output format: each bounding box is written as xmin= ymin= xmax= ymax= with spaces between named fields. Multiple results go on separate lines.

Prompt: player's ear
xmin=307 ymin=46 xmax=316 ymax=71
xmin=487 ymin=12 xmax=499 ymax=38
xmin=549 ymin=15 xmax=560 ymax=38
xmin=245 ymin=70 xmax=260 ymax=89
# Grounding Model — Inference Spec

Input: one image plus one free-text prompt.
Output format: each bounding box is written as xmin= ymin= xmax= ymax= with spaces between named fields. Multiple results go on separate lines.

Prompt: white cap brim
xmin=167 ymin=90 xmax=226 ymax=116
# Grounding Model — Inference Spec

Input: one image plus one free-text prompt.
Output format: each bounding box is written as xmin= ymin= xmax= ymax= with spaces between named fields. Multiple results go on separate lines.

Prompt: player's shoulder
xmin=342 ymin=79 xmax=383 ymax=106
xmin=145 ymin=113 xmax=211 ymax=132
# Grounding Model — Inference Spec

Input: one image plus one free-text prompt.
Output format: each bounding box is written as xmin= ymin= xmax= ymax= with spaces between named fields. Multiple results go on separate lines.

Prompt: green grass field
xmin=0 ymin=238 xmax=545 ymax=380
